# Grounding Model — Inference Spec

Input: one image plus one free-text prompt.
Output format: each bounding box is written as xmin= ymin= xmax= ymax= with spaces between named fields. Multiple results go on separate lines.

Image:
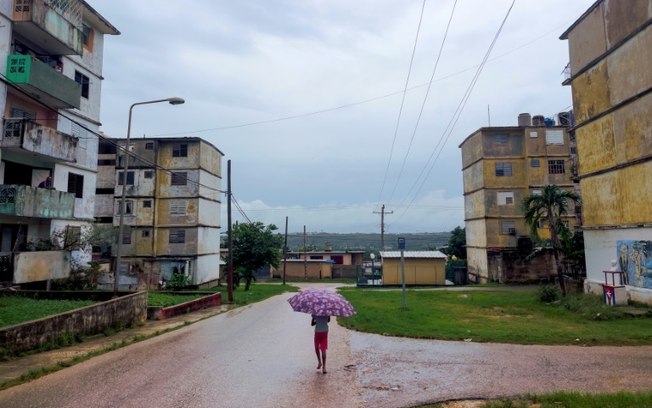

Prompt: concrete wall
xmin=147 ymin=292 xmax=221 ymax=320
xmin=274 ymin=261 xmax=333 ymax=279
xmin=13 ymin=250 xmax=71 ymax=283
xmin=0 ymin=291 xmax=147 ymax=355
xmin=381 ymin=258 xmax=446 ymax=286
xmin=195 ymin=253 xmax=220 ymax=284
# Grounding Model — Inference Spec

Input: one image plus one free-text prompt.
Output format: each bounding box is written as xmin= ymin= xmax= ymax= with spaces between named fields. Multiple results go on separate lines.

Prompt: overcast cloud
xmin=92 ymin=0 xmax=595 ymax=234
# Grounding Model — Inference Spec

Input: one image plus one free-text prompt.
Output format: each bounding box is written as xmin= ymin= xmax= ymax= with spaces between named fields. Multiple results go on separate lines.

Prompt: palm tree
xmin=522 ymin=185 xmax=580 ymax=295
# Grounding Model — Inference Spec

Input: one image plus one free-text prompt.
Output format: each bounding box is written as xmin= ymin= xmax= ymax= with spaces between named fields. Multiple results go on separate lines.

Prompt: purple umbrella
xmin=287 ymin=288 xmax=356 ymax=317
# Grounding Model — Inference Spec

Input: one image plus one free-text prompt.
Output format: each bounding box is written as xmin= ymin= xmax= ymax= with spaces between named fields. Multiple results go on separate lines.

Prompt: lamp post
xmin=114 ymin=97 xmax=185 ymax=295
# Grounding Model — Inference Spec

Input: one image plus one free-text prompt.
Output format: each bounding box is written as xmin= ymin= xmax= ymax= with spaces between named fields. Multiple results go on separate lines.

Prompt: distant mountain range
xmin=284 ymin=232 xmax=451 ymax=252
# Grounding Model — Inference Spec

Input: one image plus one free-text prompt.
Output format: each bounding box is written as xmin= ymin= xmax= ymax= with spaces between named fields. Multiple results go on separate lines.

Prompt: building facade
xmin=459 ymin=115 xmax=579 ymax=283
xmin=95 ymin=137 xmax=223 ymax=290
xmin=561 ymin=0 xmax=652 ymax=304
xmin=0 ymin=0 xmax=118 ymax=284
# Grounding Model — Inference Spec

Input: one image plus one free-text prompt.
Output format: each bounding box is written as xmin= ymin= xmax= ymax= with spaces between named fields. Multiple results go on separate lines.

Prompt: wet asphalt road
xmin=2 ymin=284 xmax=652 ymax=408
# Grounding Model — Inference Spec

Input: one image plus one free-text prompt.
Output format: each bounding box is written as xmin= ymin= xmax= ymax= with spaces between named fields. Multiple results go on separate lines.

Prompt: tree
xmin=230 ymin=222 xmax=283 ymax=291
xmin=522 ymin=185 xmax=580 ymax=296
xmin=446 ymin=226 xmax=467 ymax=259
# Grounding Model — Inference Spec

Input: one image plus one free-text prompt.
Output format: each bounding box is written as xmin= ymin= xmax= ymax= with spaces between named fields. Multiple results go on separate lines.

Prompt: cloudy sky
xmin=91 ymin=0 xmax=595 ymax=234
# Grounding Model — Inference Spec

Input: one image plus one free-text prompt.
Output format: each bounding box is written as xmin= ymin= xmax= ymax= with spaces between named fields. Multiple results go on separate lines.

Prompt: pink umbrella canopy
xmin=287 ymin=288 xmax=356 ymax=317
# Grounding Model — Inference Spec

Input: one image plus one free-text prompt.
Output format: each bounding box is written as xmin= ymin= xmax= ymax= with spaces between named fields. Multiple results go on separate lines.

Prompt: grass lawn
xmin=147 ymin=292 xmax=207 ymax=307
xmin=0 ymin=297 xmax=95 ymax=328
xmin=428 ymin=391 xmax=652 ymax=407
xmin=201 ymin=282 xmax=299 ymax=306
xmin=337 ymin=288 xmax=652 ymax=346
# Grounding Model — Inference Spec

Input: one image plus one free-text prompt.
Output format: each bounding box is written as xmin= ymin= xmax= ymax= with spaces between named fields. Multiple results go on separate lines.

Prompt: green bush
xmin=537 ymin=284 xmax=560 ymax=303
xmin=166 ymin=273 xmax=191 ymax=291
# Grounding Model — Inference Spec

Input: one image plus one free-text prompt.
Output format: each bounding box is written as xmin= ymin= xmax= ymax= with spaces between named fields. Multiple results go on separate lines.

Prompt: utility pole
xmin=373 ymin=204 xmax=393 ymax=250
xmin=303 ymin=225 xmax=307 ymax=279
xmin=227 ymin=160 xmax=233 ymax=303
xmin=283 ymin=216 xmax=288 ymax=285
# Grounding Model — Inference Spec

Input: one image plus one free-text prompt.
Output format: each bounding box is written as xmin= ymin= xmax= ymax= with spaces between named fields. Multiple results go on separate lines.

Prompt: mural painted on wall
xmin=617 ymin=240 xmax=652 ymax=289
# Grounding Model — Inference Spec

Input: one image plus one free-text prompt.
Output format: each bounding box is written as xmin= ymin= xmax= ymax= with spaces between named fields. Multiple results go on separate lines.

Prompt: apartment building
xmin=561 ymin=0 xmax=652 ymax=304
xmin=95 ymin=137 xmax=224 ymax=290
xmin=0 ymin=0 xmax=118 ymax=285
xmin=459 ymin=114 xmax=579 ymax=283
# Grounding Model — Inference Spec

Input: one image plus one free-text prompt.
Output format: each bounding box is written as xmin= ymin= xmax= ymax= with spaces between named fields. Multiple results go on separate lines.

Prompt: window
xmin=531 ymin=159 xmax=540 ymax=168
xmin=67 ymin=173 xmax=84 ymax=198
xmin=497 ymin=191 xmax=514 ymax=206
xmin=495 ymin=162 xmax=512 ymax=177
xmin=96 ymin=188 xmax=114 ymax=194
xmin=98 ymin=159 xmax=116 ymax=166
xmin=117 ymin=200 xmax=133 ymax=215
xmin=65 ymin=226 xmax=81 ymax=248
xmin=82 ymin=24 xmax=94 ymax=51
xmin=143 ymin=200 xmax=152 ymax=208
xmin=118 ymin=171 xmax=135 ymax=185
xmin=171 ymin=172 xmax=187 ymax=186
xmin=74 ymin=71 xmax=89 ymax=99
xmin=495 ymin=134 xmax=508 ymax=144
xmin=500 ymin=221 xmax=516 ymax=235
xmin=145 ymin=142 xmax=154 ymax=150
xmin=172 ymin=143 xmax=188 ymax=157
xmin=170 ymin=203 xmax=186 ymax=215
xmin=532 ymin=189 xmax=542 ymax=196
xmin=530 ymin=131 xmax=538 ymax=138
xmin=169 ymin=229 xmax=186 ymax=244
xmin=144 ymin=170 xmax=154 ymax=179
xmin=548 ymin=160 xmax=565 ymax=174
xmin=142 ymin=230 xmax=151 ymax=238
xmin=122 ymin=230 xmax=131 ymax=245
xmin=545 ymin=129 xmax=564 ymax=145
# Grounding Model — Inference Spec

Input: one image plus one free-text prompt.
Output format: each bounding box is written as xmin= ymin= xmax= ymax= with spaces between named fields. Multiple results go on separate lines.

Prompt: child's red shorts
xmin=314 ymin=332 xmax=328 ymax=351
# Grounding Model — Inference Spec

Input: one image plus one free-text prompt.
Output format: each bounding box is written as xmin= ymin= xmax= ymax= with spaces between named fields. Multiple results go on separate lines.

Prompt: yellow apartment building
xmin=459 ymin=115 xmax=579 ymax=283
xmin=561 ymin=0 xmax=652 ymax=304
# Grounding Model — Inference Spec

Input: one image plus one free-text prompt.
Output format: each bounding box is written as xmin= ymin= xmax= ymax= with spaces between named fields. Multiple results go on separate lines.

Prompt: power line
xmin=376 ymin=0 xmax=427 ymax=207
xmin=398 ymin=0 xmax=517 ymax=219
xmin=386 ymin=0 xmax=459 ymax=206
xmin=149 ymin=19 xmax=573 ymax=139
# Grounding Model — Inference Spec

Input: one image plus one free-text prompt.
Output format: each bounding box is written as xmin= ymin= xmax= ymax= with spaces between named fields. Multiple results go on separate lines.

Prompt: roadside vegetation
xmin=429 ymin=391 xmax=652 ymax=407
xmin=0 ymin=296 xmax=95 ymax=328
xmin=337 ymin=287 xmax=652 ymax=346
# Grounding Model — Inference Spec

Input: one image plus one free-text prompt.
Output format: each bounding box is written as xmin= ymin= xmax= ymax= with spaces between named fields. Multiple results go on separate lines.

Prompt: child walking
xmin=311 ymin=315 xmax=330 ymax=374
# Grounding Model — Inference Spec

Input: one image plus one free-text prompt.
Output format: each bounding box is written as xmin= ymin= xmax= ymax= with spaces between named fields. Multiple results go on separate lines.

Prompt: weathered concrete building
xmin=95 ymin=137 xmax=223 ymax=289
xmin=0 ymin=0 xmax=118 ymax=284
xmin=459 ymin=115 xmax=579 ymax=283
xmin=561 ymin=0 xmax=652 ymax=304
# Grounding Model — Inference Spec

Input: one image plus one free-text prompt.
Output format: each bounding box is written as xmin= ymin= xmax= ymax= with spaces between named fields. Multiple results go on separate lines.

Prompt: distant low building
xmin=380 ymin=251 xmax=447 ymax=286
xmin=286 ymin=248 xmax=365 ymax=279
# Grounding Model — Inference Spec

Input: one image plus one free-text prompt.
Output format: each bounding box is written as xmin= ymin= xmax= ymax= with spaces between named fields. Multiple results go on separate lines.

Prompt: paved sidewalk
xmin=0 ymin=304 xmax=232 ymax=385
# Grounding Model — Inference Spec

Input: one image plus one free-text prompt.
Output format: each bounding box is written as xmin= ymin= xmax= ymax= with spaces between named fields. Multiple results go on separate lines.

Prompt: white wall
xmin=195 ymin=254 xmax=221 ymax=284
xmin=584 ymin=227 xmax=652 ymax=303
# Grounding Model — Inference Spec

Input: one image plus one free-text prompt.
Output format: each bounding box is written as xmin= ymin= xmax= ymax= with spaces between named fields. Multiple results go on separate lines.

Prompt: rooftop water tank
xmin=532 ymin=115 xmax=545 ymax=126
xmin=518 ymin=113 xmax=532 ymax=127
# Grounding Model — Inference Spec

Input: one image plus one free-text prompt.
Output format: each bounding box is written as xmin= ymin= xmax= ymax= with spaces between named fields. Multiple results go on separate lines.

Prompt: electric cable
xmin=376 ymin=0 xmax=427 ymax=209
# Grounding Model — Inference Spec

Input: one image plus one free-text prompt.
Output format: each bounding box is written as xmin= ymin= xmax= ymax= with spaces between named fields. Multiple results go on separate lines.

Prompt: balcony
xmin=6 ymin=54 xmax=81 ymax=109
xmin=12 ymin=0 xmax=83 ymax=56
xmin=0 ymin=185 xmax=75 ymax=219
xmin=2 ymin=118 xmax=78 ymax=162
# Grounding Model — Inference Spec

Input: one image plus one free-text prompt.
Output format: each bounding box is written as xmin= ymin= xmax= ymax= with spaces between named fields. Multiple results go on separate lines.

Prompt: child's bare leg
xmin=315 ymin=348 xmax=322 ymax=369
xmin=321 ymin=350 xmax=327 ymax=374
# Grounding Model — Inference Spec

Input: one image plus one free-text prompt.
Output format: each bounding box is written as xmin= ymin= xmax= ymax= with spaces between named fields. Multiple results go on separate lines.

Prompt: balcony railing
xmin=6 ymin=54 xmax=81 ymax=109
xmin=2 ymin=118 xmax=78 ymax=162
xmin=12 ymin=0 xmax=83 ymax=55
xmin=0 ymin=185 xmax=75 ymax=219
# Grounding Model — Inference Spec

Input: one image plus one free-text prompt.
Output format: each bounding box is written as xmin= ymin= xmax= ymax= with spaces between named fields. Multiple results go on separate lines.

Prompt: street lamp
xmin=114 ymin=97 xmax=185 ymax=295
